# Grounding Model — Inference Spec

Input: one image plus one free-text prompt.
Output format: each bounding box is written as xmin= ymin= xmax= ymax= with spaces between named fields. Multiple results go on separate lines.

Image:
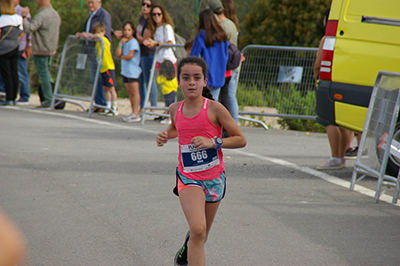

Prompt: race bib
xmin=181 ymin=144 xmax=220 ymax=173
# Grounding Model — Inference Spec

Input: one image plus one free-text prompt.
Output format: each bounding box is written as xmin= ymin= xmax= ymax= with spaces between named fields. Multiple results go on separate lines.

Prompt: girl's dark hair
xmin=177 ymin=57 xmax=214 ymax=100
xmin=159 ymin=60 xmax=175 ymax=80
xmin=122 ymin=21 xmax=136 ymax=38
xmin=198 ymin=9 xmax=228 ymax=47
xmin=221 ymin=0 xmax=239 ymax=31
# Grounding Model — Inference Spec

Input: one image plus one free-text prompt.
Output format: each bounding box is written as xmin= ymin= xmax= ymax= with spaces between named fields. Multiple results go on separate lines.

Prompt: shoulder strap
xmin=0 ymin=27 xmax=13 ymax=44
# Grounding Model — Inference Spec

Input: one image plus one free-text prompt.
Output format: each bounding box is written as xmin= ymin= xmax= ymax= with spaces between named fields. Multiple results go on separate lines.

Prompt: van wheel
xmin=384 ymin=121 xmax=400 ymax=176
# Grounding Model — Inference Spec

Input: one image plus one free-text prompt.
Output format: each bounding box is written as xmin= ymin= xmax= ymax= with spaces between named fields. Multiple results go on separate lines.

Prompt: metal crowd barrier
xmin=350 ymin=71 xmax=400 ymax=203
xmin=237 ymin=45 xmax=318 ymax=128
xmin=52 ymin=35 xmax=105 ymax=117
xmin=140 ymin=43 xmax=186 ymax=124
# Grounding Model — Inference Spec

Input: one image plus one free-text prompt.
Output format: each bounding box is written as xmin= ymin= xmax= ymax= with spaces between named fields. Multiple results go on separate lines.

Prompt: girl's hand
xmin=119 ymin=37 xmax=128 ymax=45
xmin=191 ymin=136 xmax=214 ymax=150
xmin=156 ymin=131 xmax=168 ymax=147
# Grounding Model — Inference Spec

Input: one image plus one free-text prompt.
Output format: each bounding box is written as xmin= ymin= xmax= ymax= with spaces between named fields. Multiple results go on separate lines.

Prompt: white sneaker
xmin=99 ymin=109 xmax=110 ymax=115
xmin=160 ymin=118 xmax=171 ymax=125
xmin=316 ymin=158 xmax=343 ymax=170
xmin=106 ymin=108 xmax=118 ymax=116
xmin=122 ymin=113 xmax=141 ymax=123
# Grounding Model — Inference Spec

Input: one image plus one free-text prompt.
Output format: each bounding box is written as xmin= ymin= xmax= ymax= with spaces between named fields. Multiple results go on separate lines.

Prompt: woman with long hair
xmin=190 ymin=8 xmax=229 ymax=101
xmin=136 ymin=0 xmax=158 ymax=111
xmin=0 ymin=0 xmax=23 ymax=106
xmin=143 ymin=4 xmax=176 ymax=115
xmin=143 ymin=4 xmax=176 ymax=69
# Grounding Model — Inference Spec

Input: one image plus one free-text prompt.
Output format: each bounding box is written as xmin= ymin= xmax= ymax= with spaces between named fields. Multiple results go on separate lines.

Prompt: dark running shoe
xmin=174 ymin=230 xmax=190 ymax=266
xmin=154 ymin=116 xmax=165 ymax=121
xmin=345 ymin=147 xmax=368 ymax=159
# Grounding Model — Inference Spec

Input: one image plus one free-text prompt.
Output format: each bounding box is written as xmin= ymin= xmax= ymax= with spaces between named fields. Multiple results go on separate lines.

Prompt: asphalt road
xmin=1 ymin=106 xmax=400 ymax=266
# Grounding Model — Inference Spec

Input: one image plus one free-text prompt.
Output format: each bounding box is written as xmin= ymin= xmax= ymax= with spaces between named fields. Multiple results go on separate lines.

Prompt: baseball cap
xmin=208 ymin=0 xmax=224 ymax=13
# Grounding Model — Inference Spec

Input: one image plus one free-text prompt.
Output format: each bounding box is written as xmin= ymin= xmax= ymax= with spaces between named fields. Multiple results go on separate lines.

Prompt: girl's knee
xmin=190 ymin=225 xmax=207 ymax=243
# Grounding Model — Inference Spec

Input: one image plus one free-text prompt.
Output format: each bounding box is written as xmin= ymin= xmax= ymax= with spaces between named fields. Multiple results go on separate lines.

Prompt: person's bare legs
xmin=318 ymin=125 xmax=352 ymax=169
xmin=124 ymin=81 xmax=140 ymax=116
xmin=339 ymin=128 xmax=353 ymax=158
xmin=179 ymin=187 xmax=221 ymax=266
xmin=326 ymin=125 xmax=340 ymax=158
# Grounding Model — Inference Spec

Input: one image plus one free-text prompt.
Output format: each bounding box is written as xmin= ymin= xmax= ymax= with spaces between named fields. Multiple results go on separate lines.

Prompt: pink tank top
xmin=175 ymin=98 xmax=224 ymax=180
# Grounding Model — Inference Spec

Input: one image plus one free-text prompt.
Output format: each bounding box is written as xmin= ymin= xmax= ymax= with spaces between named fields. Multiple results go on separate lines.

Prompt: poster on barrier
xmin=76 ymin=54 xmax=87 ymax=70
xmin=277 ymin=66 xmax=303 ymax=83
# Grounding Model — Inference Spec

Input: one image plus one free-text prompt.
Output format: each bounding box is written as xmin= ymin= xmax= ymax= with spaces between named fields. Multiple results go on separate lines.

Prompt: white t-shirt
xmin=153 ymin=24 xmax=176 ymax=64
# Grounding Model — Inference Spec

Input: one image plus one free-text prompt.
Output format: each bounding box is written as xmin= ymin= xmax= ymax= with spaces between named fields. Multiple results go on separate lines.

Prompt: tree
xmin=240 ymin=0 xmax=331 ymax=47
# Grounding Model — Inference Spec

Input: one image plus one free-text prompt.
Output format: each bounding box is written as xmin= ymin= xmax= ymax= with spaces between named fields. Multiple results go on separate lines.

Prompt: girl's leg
xmin=124 ymin=82 xmax=140 ymax=116
xmin=179 ymin=187 xmax=221 ymax=266
xmin=103 ymin=87 xmax=111 ymax=102
xmin=110 ymin=87 xmax=118 ymax=103
xmin=205 ymin=201 xmax=221 ymax=238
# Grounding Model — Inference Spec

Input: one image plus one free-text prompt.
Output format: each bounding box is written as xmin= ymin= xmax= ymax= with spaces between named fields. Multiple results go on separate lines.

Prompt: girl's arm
xmin=191 ymin=102 xmax=246 ymax=150
xmin=118 ymin=49 xmax=136 ymax=60
xmin=156 ymin=103 xmax=179 ymax=146
xmin=212 ymin=102 xmax=246 ymax=149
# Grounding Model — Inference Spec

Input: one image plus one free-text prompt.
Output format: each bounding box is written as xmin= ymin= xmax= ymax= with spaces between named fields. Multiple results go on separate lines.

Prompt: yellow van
xmin=316 ymin=0 xmax=400 ymax=132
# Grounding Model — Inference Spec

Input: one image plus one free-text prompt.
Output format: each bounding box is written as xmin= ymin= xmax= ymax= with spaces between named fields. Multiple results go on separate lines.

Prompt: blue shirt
xmin=190 ymin=30 xmax=228 ymax=88
xmin=121 ymin=38 xmax=141 ymax=79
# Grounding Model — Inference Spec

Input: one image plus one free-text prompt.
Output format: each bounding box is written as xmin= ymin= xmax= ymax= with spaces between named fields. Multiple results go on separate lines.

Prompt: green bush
xmin=275 ymin=86 xmax=326 ymax=132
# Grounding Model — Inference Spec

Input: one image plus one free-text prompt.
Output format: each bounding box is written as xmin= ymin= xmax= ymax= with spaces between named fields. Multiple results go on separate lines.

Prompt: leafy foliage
xmin=240 ymin=0 xmax=331 ymax=47
xmin=275 ymin=86 xmax=326 ymax=132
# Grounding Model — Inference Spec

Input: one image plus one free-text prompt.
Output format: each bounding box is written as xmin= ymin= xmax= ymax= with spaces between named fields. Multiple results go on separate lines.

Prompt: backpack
xmin=226 ymin=41 xmax=241 ymax=70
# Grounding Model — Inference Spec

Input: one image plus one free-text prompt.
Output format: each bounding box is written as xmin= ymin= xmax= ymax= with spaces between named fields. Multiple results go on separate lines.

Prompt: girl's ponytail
xmin=202 ymin=86 xmax=214 ymax=100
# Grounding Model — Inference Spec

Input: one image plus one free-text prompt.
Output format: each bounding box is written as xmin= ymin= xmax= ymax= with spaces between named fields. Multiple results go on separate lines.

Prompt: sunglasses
xmin=152 ymin=12 xmax=162 ymax=17
xmin=142 ymin=2 xmax=151 ymax=8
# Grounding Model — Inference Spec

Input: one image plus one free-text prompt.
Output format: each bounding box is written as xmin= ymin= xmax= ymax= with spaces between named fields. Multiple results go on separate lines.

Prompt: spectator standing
xmin=0 ymin=0 xmax=23 ymax=106
xmin=115 ymin=21 xmax=142 ymax=122
xmin=143 ymin=4 xmax=177 ymax=69
xmin=208 ymin=0 xmax=237 ymax=115
xmin=84 ymin=22 xmax=118 ymax=116
xmin=14 ymin=0 xmax=32 ymax=105
xmin=190 ymin=8 xmax=229 ymax=100
xmin=136 ymin=0 xmax=158 ymax=113
xmin=314 ymin=8 xmax=352 ymax=170
xmin=76 ymin=0 xmax=113 ymax=112
xmin=221 ymin=0 xmax=241 ymax=123
xmin=143 ymin=4 xmax=177 ymax=114
xmin=21 ymin=0 xmax=61 ymax=108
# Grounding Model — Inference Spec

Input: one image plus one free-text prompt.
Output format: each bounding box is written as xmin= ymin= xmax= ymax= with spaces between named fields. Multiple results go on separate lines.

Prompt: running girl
xmin=115 ymin=21 xmax=142 ymax=122
xmin=156 ymin=56 xmax=246 ymax=266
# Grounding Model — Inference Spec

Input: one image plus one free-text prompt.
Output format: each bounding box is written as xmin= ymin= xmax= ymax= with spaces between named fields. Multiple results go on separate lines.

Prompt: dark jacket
xmin=84 ymin=6 xmax=113 ymax=42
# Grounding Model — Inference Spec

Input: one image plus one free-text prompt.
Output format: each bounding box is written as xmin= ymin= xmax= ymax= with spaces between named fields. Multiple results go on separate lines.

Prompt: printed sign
xmin=277 ymin=66 xmax=303 ymax=83
xmin=76 ymin=54 xmax=87 ymax=70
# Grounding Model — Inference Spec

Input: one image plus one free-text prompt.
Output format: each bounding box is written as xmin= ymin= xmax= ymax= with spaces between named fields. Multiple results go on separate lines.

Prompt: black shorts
xmin=122 ymin=75 xmax=139 ymax=83
xmin=101 ymin=70 xmax=115 ymax=87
